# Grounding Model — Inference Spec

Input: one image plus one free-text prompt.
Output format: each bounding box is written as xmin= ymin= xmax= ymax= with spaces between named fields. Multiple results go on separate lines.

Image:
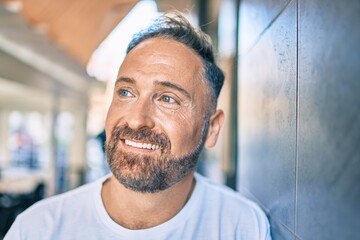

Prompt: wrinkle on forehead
xmin=124 ymin=38 xmax=203 ymax=72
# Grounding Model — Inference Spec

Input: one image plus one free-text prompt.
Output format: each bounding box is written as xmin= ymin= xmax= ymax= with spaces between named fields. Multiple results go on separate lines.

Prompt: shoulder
xmin=23 ymin=177 xmax=100 ymax=216
xmin=195 ymin=173 xmax=271 ymax=238
xmin=6 ymin=176 xmax=108 ymax=239
xmin=196 ymin=173 xmax=262 ymax=209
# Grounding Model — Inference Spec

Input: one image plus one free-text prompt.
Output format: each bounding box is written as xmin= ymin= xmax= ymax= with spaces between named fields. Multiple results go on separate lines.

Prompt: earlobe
xmin=204 ymin=109 xmax=225 ymax=148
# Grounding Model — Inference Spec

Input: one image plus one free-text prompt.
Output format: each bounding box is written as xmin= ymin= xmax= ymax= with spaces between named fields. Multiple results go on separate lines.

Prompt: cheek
xmin=161 ymin=111 xmax=204 ymax=155
xmin=104 ymin=104 xmax=121 ymax=140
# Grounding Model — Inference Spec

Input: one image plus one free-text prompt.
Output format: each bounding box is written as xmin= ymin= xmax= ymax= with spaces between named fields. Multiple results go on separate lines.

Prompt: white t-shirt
xmin=5 ymin=173 xmax=271 ymax=240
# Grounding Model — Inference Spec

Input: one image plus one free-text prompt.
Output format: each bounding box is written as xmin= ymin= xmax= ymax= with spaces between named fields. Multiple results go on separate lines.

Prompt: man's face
xmin=105 ymin=38 xmax=213 ymax=192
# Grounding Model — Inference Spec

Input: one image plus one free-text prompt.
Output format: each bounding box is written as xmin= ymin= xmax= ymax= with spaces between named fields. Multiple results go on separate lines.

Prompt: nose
xmin=125 ymin=98 xmax=155 ymax=130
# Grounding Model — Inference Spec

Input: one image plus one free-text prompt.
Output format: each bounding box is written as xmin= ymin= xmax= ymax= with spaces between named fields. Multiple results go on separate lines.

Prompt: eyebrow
xmin=116 ymin=77 xmax=135 ymax=84
xmin=154 ymin=80 xmax=191 ymax=99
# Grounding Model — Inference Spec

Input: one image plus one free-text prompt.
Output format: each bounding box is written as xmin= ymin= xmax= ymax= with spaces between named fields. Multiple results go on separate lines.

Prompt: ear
xmin=204 ymin=109 xmax=225 ymax=148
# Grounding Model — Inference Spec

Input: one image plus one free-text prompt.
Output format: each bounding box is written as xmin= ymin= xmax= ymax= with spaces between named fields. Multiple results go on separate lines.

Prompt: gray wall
xmin=237 ymin=0 xmax=360 ymax=239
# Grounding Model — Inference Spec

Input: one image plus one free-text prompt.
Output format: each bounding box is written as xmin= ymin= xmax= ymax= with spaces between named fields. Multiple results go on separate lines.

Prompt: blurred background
xmin=0 ymin=0 xmax=359 ymax=239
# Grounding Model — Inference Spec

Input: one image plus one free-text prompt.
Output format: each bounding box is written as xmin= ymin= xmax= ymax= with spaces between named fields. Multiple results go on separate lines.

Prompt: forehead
xmin=118 ymin=38 xmax=204 ymax=89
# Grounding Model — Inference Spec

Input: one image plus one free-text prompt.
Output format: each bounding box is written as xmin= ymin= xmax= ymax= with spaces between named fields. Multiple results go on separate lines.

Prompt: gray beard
xmin=105 ymin=116 xmax=209 ymax=193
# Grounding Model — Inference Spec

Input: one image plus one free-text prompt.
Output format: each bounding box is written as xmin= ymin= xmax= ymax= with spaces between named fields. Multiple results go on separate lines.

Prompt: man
xmin=5 ymin=13 xmax=271 ymax=239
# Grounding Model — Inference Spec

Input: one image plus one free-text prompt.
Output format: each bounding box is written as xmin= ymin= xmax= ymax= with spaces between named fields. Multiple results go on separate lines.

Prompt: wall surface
xmin=237 ymin=0 xmax=360 ymax=239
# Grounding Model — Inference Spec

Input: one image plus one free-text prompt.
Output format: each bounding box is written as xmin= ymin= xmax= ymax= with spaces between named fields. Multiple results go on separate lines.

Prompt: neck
xmin=101 ymin=172 xmax=196 ymax=230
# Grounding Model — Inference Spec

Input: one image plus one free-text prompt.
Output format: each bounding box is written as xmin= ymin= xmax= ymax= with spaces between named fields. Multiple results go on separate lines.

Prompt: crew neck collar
xmin=94 ymin=173 xmax=204 ymax=238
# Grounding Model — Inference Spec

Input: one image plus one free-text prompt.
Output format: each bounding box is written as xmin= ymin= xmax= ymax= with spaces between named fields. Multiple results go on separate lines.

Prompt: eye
xmin=119 ymin=89 xmax=133 ymax=97
xmin=160 ymin=95 xmax=176 ymax=103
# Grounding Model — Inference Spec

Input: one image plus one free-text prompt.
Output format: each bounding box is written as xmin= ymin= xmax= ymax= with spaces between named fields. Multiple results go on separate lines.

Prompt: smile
xmin=124 ymin=139 xmax=160 ymax=150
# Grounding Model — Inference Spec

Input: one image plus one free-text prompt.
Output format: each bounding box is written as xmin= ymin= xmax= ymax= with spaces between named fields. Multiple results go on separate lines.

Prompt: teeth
xmin=125 ymin=139 xmax=160 ymax=150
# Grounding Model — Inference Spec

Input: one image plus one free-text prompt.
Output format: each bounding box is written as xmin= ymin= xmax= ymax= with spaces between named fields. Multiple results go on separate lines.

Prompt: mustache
xmin=110 ymin=125 xmax=171 ymax=148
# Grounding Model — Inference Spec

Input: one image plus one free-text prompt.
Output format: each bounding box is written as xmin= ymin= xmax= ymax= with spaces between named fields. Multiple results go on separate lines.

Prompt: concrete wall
xmin=237 ymin=0 xmax=360 ymax=239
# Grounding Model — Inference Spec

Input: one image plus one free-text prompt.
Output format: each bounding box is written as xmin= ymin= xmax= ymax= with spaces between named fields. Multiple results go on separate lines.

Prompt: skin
xmin=102 ymin=37 xmax=224 ymax=229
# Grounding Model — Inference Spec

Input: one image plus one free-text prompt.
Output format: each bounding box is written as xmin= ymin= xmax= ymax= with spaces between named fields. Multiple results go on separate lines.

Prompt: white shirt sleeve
xmin=4 ymin=216 xmax=21 ymax=240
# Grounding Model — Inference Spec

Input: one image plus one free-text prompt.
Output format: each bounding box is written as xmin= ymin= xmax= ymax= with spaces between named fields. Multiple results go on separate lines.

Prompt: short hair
xmin=126 ymin=13 xmax=224 ymax=109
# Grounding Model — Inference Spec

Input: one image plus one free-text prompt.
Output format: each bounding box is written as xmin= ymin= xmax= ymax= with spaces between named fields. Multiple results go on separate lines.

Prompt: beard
xmin=105 ymin=116 xmax=210 ymax=193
